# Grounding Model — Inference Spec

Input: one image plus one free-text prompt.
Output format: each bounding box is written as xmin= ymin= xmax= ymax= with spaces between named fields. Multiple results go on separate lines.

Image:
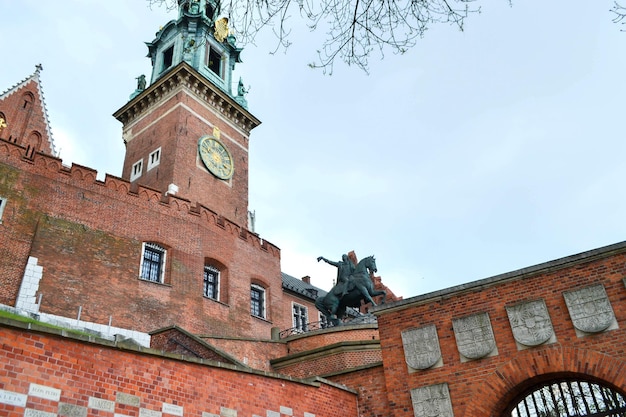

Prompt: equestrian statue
xmin=315 ymin=254 xmax=386 ymax=327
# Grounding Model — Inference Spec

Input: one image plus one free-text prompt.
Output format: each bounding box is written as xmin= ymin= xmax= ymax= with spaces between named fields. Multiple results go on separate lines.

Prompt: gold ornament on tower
xmin=214 ymin=17 xmax=229 ymax=43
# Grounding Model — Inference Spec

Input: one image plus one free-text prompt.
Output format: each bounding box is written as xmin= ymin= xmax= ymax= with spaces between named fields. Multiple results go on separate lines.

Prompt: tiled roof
xmin=281 ymin=272 xmax=327 ymax=301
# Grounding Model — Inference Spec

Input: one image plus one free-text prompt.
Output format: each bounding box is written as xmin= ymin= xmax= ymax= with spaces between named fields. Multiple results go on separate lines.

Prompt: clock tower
xmin=114 ymin=0 xmax=259 ymax=226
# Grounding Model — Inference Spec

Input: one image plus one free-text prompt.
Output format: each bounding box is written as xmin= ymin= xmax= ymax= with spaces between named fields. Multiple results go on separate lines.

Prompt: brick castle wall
xmin=0 ymin=322 xmax=357 ymax=417
xmin=374 ymin=244 xmax=626 ymax=417
xmin=0 ymin=140 xmax=285 ymax=339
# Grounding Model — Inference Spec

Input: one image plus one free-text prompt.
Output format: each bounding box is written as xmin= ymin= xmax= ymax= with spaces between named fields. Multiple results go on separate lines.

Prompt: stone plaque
xmin=452 ymin=312 xmax=496 ymax=360
xmin=0 ymin=388 xmax=27 ymax=407
xmin=29 ymin=383 xmax=61 ymax=401
xmin=563 ymin=284 xmax=615 ymax=333
xmin=25 ymin=409 xmax=57 ymax=417
xmin=279 ymin=406 xmax=293 ymax=416
xmin=162 ymin=402 xmax=183 ymax=416
xmin=89 ymin=397 xmax=115 ymax=413
xmin=140 ymin=408 xmax=163 ymax=417
xmin=220 ymin=407 xmax=237 ymax=417
xmin=116 ymin=392 xmax=141 ymax=407
xmin=402 ymin=324 xmax=442 ymax=370
xmin=410 ymin=383 xmax=454 ymax=417
xmin=58 ymin=403 xmax=88 ymax=417
xmin=506 ymin=299 xmax=554 ymax=347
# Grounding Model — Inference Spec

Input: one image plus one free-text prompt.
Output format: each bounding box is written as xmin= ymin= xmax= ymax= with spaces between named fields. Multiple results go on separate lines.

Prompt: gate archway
xmin=504 ymin=378 xmax=626 ymax=417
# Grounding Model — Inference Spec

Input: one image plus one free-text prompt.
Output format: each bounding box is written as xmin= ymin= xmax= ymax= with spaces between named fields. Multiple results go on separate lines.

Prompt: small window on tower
xmin=206 ymin=46 xmax=223 ymax=78
xmin=162 ymin=45 xmax=174 ymax=71
xmin=131 ymin=159 xmax=143 ymax=182
xmin=147 ymin=147 xmax=161 ymax=171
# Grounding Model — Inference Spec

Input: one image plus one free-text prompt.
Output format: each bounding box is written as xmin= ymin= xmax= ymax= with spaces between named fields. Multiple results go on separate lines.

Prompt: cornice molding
xmin=113 ymin=62 xmax=260 ymax=134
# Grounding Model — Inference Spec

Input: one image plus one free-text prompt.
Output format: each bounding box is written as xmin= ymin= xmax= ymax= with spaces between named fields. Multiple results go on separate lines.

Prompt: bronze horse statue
xmin=315 ymin=255 xmax=386 ymax=326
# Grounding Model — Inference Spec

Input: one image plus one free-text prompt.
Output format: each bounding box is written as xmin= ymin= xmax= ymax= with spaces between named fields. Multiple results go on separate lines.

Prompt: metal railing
xmin=278 ymin=314 xmax=378 ymax=339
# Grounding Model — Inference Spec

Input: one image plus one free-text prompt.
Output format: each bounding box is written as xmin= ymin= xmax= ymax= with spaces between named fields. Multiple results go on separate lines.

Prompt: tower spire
xmin=145 ymin=0 xmax=243 ymax=102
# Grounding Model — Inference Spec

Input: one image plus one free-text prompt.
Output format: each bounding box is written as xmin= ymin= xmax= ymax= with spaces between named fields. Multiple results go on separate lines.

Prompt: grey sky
xmin=1 ymin=0 xmax=624 ymax=298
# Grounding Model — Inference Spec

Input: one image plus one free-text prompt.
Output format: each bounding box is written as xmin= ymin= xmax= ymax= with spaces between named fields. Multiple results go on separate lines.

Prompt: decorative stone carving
xmin=410 ymin=383 xmax=454 ymax=417
xmin=505 ymin=299 xmax=554 ymax=347
xmin=402 ymin=324 xmax=442 ymax=370
xmin=563 ymin=284 xmax=615 ymax=333
xmin=452 ymin=312 xmax=496 ymax=360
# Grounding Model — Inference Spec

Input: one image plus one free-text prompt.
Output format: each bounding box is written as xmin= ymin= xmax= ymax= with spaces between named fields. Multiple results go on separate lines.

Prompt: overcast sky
xmin=1 ymin=0 xmax=625 ymax=299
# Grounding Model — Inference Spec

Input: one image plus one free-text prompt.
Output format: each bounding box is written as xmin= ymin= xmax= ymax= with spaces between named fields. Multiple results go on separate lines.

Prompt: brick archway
xmin=462 ymin=346 xmax=626 ymax=417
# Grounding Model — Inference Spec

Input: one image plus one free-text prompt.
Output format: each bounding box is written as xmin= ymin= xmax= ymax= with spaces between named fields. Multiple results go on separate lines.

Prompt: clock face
xmin=198 ymin=135 xmax=234 ymax=180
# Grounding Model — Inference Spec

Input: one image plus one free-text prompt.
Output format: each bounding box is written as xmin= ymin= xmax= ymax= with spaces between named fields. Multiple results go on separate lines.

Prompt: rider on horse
xmin=317 ymin=254 xmax=355 ymax=298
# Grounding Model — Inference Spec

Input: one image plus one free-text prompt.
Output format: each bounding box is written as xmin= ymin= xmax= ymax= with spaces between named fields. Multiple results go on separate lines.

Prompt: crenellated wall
xmin=0 ymin=138 xmax=283 ymax=339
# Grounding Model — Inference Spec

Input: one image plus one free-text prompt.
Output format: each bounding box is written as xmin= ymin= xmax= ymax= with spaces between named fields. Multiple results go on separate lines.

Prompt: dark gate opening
xmin=506 ymin=379 xmax=626 ymax=417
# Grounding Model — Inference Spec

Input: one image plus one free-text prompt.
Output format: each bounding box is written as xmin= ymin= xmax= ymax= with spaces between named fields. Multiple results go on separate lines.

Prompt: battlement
xmin=0 ymin=137 xmax=279 ymax=258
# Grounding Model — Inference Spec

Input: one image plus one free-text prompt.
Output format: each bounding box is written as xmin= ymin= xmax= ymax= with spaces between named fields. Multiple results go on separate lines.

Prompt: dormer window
xmin=206 ymin=45 xmax=223 ymax=78
xmin=162 ymin=45 xmax=174 ymax=71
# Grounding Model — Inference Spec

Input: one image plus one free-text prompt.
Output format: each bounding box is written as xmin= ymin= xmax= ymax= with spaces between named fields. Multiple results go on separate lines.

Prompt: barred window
xmin=203 ymin=265 xmax=219 ymax=300
xmin=140 ymin=243 xmax=166 ymax=283
xmin=292 ymin=304 xmax=308 ymax=332
xmin=251 ymin=284 xmax=265 ymax=319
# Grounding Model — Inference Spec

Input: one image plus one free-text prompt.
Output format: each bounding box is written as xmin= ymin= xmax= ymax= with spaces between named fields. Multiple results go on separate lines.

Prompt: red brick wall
xmin=330 ymin=366 xmax=390 ymax=417
xmin=273 ymin=342 xmax=382 ymax=379
xmin=201 ymin=337 xmax=287 ymax=371
xmin=119 ymin=66 xmax=255 ymax=227
xmin=0 ymin=323 xmax=358 ymax=417
xmin=0 ymin=141 xmax=287 ymax=339
xmin=374 ymin=245 xmax=626 ymax=417
xmin=285 ymin=326 xmax=379 ymax=356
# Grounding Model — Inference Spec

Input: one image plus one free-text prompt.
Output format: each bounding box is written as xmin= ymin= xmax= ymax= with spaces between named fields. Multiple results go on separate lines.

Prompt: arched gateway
xmin=505 ymin=377 xmax=626 ymax=416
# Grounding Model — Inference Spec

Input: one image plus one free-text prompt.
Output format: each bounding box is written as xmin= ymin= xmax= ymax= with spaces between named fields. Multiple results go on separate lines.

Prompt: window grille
xmin=203 ymin=265 xmax=219 ymax=300
xmin=251 ymin=285 xmax=265 ymax=318
xmin=141 ymin=243 xmax=165 ymax=283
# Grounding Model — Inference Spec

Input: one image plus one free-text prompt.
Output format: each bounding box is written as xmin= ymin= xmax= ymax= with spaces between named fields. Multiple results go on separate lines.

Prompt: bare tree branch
xmin=148 ymin=0 xmax=483 ymax=72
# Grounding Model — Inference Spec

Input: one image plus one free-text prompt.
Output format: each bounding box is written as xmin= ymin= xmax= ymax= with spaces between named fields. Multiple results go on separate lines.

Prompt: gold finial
xmin=213 ymin=126 xmax=221 ymax=139
xmin=0 ymin=117 xmax=7 ymax=132
xmin=214 ymin=17 xmax=229 ymax=43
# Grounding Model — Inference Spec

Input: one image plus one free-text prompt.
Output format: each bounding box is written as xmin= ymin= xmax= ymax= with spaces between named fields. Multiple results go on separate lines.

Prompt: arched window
xmin=507 ymin=378 xmax=626 ymax=417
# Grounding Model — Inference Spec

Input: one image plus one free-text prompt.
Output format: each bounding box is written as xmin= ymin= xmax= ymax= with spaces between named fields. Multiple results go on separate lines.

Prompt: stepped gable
xmin=0 ymin=65 xmax=55 ymax=156
xmin=0 ymin=137 xmax=279 ymax=257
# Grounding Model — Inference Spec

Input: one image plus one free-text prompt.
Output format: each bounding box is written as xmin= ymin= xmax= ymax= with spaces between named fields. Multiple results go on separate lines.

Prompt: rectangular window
xmin=292 ymin=304 xmax=308 ymax=332
xmin=203 ymin=265 xmax=219 ymax=300
xmin=140 ymin=243 xmax=166 ymax=283
xmin=0 ymin=197 xmax=6 ymax=223
xmin=147 ymin=147 xmax=161 ymax=171
xmin=131 ymin=159 xmax=143 ymax=182
xmin=250 ymin=284 xmax=265 ymax=318
xmin=206 ymin=46 xmax=223 ymax=78
xmin=162 ymin=45 xmax=174 ymax=71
